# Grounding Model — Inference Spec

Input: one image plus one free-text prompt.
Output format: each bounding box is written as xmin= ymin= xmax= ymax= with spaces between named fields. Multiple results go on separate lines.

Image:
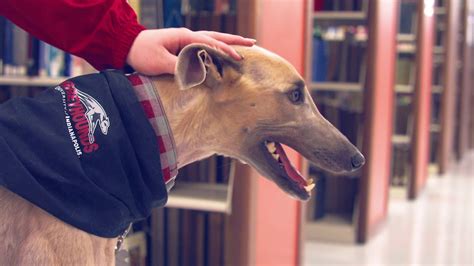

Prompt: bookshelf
xmin=0 ymin=76 xmax=67 ymax=87
xmin=302 ymin=0 xmax=397 ymax=244
xmin=389 ymin=0 xmax=435 ymax=199
xmin=453 ymin=0 xmax=473 ymax=160
xmin=464 ymin=1 xmax=474 ymax=150
xmin=428 ymin=0 xmax=445 ymax=174
xmin=436 ymin=0 xmax=463 ymax=174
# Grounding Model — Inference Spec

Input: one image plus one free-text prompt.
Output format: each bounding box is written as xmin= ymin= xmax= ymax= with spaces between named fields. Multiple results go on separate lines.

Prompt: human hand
xmin=126 ymin=28 xmax=256 ymax=75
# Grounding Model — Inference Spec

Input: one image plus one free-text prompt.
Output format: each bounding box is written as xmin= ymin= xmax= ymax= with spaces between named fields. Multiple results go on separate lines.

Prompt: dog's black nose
xmin=351 ymin=153 xmax=365 ymax=169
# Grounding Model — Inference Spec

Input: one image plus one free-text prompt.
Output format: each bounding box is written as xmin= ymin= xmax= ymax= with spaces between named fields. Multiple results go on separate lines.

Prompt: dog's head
xmin=174 ymin=44 xmax=365 ymax=201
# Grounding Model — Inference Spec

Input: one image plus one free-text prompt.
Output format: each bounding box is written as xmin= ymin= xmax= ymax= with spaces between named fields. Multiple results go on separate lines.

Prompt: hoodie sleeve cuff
xmin=111 ymin=23 xmax=146 ymax=69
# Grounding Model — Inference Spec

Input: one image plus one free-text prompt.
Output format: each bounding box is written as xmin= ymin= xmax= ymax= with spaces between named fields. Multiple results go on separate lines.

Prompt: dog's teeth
xmin=272 ymin=153 xmax=279 ymax=160
xmin=304 ymin=183 xmax=315 ymax=192
xmin=266 ymin=142 xmax=276 ymax=153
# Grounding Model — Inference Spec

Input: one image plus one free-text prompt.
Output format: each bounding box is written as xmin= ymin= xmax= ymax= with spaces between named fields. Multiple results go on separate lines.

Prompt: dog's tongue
xmin=274 ymin=143 xmax=307 ymax=187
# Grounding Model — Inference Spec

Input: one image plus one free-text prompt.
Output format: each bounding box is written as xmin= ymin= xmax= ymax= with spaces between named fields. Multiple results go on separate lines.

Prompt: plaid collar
xmin=127 ymin=74 xmax=178 ymax=191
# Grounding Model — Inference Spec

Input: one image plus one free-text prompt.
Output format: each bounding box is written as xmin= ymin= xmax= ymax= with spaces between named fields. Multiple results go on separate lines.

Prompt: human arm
xmin=0 ymin=0 xmax=255 ymax=75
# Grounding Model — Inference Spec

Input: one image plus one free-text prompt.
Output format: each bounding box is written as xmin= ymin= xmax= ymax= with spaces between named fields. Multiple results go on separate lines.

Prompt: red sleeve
xmin=0 ymin=0 xmax=146 ymax=70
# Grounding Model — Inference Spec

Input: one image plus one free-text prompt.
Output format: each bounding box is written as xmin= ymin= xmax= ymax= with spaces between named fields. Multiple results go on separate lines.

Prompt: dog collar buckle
xmin=115 ymin=223 xmax=132 ymax=253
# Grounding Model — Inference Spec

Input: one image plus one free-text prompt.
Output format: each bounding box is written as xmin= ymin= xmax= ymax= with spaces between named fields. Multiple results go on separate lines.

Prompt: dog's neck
xmin=151 ymin=75 xmax=218 ymax=168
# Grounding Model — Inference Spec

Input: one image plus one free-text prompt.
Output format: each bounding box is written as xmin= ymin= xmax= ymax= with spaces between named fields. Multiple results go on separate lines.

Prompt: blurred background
xmin=0 ymin=0 xmax=473 ymax=265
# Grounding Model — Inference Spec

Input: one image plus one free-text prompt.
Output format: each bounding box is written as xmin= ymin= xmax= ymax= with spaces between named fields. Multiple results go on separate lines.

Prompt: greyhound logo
xmin=56 ymin=80 xmax=111 ymax=156
xmin=76 ymin=90 xmax=110 ymax=144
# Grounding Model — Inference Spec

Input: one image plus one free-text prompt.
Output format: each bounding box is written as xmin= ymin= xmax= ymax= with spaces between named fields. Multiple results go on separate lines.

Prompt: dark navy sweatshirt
xmin=0 ymin=71 xmax=168 ymax=238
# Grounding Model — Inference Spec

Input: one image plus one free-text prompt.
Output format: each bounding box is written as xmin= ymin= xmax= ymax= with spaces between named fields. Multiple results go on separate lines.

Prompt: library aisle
xmin=304 ymin=152 xmax=474 ymax=265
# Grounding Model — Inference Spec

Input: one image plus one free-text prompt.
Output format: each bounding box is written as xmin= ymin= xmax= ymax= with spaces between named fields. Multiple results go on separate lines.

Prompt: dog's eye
xmin=288 ymin=89 xmax=303 ymax=104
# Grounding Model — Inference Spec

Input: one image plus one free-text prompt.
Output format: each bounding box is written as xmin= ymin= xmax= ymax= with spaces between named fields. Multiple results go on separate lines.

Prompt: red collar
xmin=127 ymin=74 xmax=178 ymax=191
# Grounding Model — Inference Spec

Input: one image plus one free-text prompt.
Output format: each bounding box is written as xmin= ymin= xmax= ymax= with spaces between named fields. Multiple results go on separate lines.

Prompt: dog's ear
xmin=175 ymin=44 xmax=237 ymax=90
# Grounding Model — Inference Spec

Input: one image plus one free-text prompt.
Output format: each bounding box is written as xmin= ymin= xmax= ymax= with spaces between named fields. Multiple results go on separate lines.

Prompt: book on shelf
xmin=163 ymin=0 xmax=185 ymax=27
xmin=133 ymin=0 xmax=236 ymax=32
xmin=394 ymin=95 xmax=413 ymax=135
xmin=314 ymin=0 xmax=365 ymax=11
xmin=139 ymin=0 xmax=160 ymax=28
xmin=396 ymin=56 xmax=416 ymax=85
xmin=311 ymin=25 xmax=367 ymax=84
xmin=398 ymin=1 xmax=418 ymax=35
xmin=12 ymin=24 xmax=28 ymax=76
xmin=390 ymin=145 xmax=410 ymax=186
xmin=0 ymin=16 xmax=5 ymax=74
xmin=149 ymin=208 xmax=166 ymax=266
xmin=313 ymin=174 xmax=326 ymax=219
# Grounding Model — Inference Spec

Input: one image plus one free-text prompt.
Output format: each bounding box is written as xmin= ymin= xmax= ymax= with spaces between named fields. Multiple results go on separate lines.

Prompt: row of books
xmin=309 ymin=171 xmax=359 ymax=221
xmin=393 ymin=95 xmax=413 ymax=136
xmin=390 ymin=94 xmax=413 ymax=186
xmin=311 ymin=26 xmax=368 ymax=83
xmin=313 ymin=0 xmax=366 ymax=11
xmin=390 ymin=145 xmax=411 ymax=187
xmin=398 ymin=1 xmax=418 ymax=35
xmin=431 ymin=94 xmax=442 ymax=125
xmin=135 ymin=0 xmax=237 ymax=30
xmin=0 ymin=17 xmax=90 ymax=78
xmin=396 ymin=56 xmax=417 ymax=85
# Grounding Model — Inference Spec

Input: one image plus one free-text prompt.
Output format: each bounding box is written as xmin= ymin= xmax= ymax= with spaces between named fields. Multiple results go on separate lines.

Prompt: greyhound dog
xmin=0 ymin=44 xmax=364 ymax=265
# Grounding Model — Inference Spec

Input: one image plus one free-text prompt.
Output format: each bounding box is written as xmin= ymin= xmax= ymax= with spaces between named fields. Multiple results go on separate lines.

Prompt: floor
xmin=304 ymin=152 xmax=473 ymax=266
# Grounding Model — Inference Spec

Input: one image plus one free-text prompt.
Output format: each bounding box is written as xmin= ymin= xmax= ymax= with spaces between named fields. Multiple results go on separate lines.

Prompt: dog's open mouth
xmin=262 ymin=140 xmax=315 ymax=199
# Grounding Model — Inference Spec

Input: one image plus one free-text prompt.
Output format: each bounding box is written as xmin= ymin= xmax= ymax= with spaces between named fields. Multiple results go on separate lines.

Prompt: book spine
xmin=27 ymin=36 xmax=40 ymax=76
xmin=163 ymin=0 xmax=184 ymax=27
xmin=63 ymin=53 xmax=72 ymax=77
xmin=3 ymin=20 xmax=14 ymax=75
xmin=140 ymin=0 xmax=158 ymax=29
xmin=12 ymin=24 xmax=28 ymax=76
xmin=0 ymin=16 xmax=5 ymax=75
xmin=48 ymin=46 xmax=64 ymax=77
xmin=38 ymin=41 xmax=49 ymax=77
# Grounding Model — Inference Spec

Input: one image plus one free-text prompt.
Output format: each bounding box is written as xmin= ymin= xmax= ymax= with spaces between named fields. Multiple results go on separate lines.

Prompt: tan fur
xmin=0 ymin=45 xmax=361 ymax=264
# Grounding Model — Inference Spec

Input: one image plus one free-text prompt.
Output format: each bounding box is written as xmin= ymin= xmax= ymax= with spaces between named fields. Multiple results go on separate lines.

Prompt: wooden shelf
xmin=433 ymin=55 xmax=444 ymax=64
xmin=313 ymin=11 xmax=366 ymax=25
xmin=430 ymin=123 xmax=441 ymax=133
xmin=432 ymin=85 xmax=443 ymax=94
xmin=322 ymin=35 xmax=368 ymax=42
xmin=305 ymin=214 xmax=355 ymax=243
xmin=0 ymin=76 xmax=68 ymax=87
xmin=166 ymin=182 xmax=231 ymax=213
xmin=397 ymin=43 xmax=416 ymax=53
xmin=392 ymin=134 xmax=411 ymax=145
xmin=395 ymin=84 xmax=414 ymax=93
xmin=433 ymin=46 xmax=444 ymax=54
xmin=397 ymin=34 xmax=416 ymax=42
xmin=434 ymin=7 xmax=446 ymax=15
xmin=310 ymin=82 xmax=363 ymax=92
xmin=166 ymin=161 xmax=236 ymax=214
